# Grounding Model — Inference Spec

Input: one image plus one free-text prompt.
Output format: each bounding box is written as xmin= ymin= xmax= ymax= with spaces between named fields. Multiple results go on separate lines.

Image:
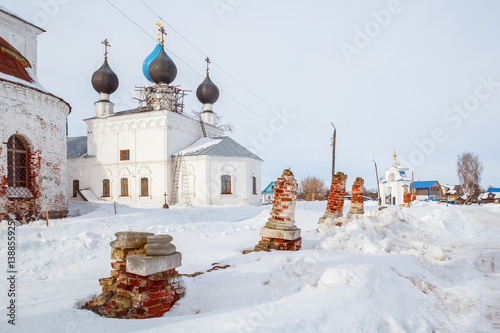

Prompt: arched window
xmin=140 ymin=178 xmax=149 ymax=196
xmin=120 ymin=178 xmax=128 ymax=196
xmin=103 ymin=179 xmax=110 ymax=197
xmin=72 ymin=180 xmax=79 ymax=198
xmin=221 ymin=175 xmax=231 ymax=194
xmin=6 ymin=135 xmax=32 ymax=197
xmin=252 ymin=176 xmax=257 ymax=195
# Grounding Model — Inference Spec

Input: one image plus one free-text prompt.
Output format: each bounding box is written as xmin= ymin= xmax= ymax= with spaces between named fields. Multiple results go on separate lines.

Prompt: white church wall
xmin=177 ymin=155 xmax=262 ymax=206
xmin=0 ymin=80 xmax=70 ymax=218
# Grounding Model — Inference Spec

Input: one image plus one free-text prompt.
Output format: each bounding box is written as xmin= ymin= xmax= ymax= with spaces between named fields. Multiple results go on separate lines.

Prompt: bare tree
xmin=298 ymin=176 xmax=327 ymax=201
xmin=363 ymin=188 xmax=378 ymax=201
xmin=457 ymin=152 xmax=483 ymax=202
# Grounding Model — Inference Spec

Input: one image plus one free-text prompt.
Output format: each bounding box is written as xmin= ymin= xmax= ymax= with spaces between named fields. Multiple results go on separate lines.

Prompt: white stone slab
xmin=126 ymin=252 xmax=182 ymax=276
xmin=260 ymin=227 xmax=301 ymax=240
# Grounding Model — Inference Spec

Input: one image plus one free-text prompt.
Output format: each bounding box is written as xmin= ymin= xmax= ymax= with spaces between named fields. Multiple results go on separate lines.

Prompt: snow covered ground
xmin=1 ymin=200 xmax=499 ymax=332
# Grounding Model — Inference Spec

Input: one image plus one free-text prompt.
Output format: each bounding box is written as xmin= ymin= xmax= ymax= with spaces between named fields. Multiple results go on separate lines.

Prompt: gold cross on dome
xmin=102 ymin=39 xmax=110 ymax=59
xmin=205 ymin=56 xmax=211 ymax=74
xmin=156 ymin=21 xmax=166 ymax=46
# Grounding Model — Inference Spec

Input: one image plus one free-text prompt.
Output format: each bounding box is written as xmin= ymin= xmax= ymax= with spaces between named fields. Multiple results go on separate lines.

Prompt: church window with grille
xmin=6 ymin=135 xmax=32 ymax=197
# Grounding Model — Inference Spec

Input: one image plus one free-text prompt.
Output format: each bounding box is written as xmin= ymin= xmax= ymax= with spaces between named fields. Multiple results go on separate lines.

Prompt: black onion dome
xmin=196 ymin=74 xmax=220 ymax=104
xmin=148 ymin=47 xmax=177 ymax=84
xmin=91 ymin=58 xmax=119 ymax=94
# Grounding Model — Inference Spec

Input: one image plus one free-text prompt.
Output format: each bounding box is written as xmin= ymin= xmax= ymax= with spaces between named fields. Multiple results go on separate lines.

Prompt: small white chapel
xmin=378 ymin=151 xmax=413 ymax=206
xmin=67 ymin=25 xmax=262 ymax=206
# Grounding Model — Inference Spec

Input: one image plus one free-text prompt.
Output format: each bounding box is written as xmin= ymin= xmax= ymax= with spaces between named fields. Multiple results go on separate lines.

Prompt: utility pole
xmin=373 ymin=159 xmax=381 ymax=205
xmin=331 ymin=122 xmax=336 ymax=177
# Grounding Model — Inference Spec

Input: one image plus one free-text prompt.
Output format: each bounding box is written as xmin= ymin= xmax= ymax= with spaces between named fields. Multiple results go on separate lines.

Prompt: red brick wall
xmin=403 ymin=186 xmax=411 ymax=204
xmin=350 ymin=177 xmax=364 ymax=211
xmin=325 ymin=172 xmax=347 ymax=215
xmin=269 ymin=169 xmax=297 ymax=222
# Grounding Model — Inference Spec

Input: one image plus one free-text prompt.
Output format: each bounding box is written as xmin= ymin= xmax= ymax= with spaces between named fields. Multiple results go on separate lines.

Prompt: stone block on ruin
xmin=110 ymin=231 xmax=154 ymax=250
xmin=126 ymin=252 xmax=182 ymax=276
xmin=146 ymin=234 xmax=176 ymax=256
xmin=260 ymin=226 xmax=301 ymax=240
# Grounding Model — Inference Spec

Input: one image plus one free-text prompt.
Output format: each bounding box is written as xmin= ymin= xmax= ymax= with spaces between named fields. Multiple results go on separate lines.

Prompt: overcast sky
xmin=4 ymin=0 xmax=500 ymax=191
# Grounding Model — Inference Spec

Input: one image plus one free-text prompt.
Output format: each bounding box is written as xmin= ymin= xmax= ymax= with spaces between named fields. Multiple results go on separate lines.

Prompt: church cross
xmin=205 ymin=56 xmax=211 ymax=75
xmin=102 ymin=39 xmax=110 ymax=59
xmin=156 ymin=21 xmax=166 ymax=46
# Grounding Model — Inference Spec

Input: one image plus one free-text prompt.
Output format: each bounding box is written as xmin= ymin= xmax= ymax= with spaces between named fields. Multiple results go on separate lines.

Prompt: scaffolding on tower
xmin=135 ymin=83 xmax=190 ymax=113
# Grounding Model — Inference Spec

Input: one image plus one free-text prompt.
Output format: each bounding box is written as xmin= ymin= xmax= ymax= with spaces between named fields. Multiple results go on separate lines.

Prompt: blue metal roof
xmin=487 ymin=188 xmax=500 ymax=193
xmin=411 ymin=181 xmax=439 ymax=189
xmin=67 ymin=136 xmax=87 ymax=158
xmin=262 ymin=181 xmax=275 ymax=194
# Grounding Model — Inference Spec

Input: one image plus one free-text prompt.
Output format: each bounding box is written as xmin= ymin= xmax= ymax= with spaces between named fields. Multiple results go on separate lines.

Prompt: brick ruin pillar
xmin=83 ymin=232 xmax=185 ymax=319
xmin=347 ymin=177 xmax=365 ymax=218
xmin=245 ymin=169 xmax=301 ymax=252
xmin=411 ymin=188 xmax=417 ymax=201
xmin=403 ymin=184 xmax=411 ymax=207
xmin=318 ymin=172 xmax=347 ymax=224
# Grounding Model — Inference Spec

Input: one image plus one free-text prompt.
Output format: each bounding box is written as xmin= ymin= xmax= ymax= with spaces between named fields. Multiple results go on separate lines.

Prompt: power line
xmin=104 ymin=0 xmax=328 ymax=146
xmin=138 ymin=0 xmax=330 ymax=139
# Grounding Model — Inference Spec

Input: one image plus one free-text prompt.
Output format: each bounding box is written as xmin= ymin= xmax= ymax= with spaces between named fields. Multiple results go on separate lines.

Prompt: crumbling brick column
xmin=411 ymin=188 xmax=416 ymax=201
xmin=245 ymin=169 xmax=301 ymax=253
xmin=403 ymin=185 xmax=411 ymax=207
xmin=318 ymin=172 xmax=347 ymax=224
xmin=347 ymin=177 xmax=365 ymax=217
xmin=83 ymin=232 xmax=185 ymax=319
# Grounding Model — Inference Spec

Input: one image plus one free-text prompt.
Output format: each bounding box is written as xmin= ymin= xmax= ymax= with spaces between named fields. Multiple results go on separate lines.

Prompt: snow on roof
xmin=178 ymin=137 xmax=263 ymax=161
xmin=79 ymin=189 xmax=101 ymax=202
xmin=67 ymin=136 xmax=88 ymax=158
xmin=0 ymin=68 xmax=47 ymax=91
xmin=177 ymin=137 xmax=222 ymax=155
xmin=480 ymin=192 xmax=500 ymax=200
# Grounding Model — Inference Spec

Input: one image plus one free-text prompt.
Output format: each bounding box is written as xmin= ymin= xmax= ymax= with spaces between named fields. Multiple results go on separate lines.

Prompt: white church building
xmin=0 ymin=7 xmax=71 ymax=221
xmin=67 ymin=28 xmax=262 ymax=206
xmin=378 ymin=151 xmax=412 ymax=206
